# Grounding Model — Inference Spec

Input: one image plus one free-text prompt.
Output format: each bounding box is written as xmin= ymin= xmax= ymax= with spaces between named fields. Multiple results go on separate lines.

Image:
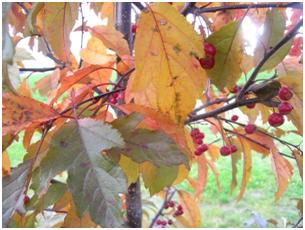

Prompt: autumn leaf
xmin=3 ymin=161 xmax=31 ymax=227
xmin=2 ymin=151 xmax=10 ymax=176
xmin=270 ymin=147 xmax=293 ymax=201
xmin=254 ymin=9 xmax=292 ymax=71
xmin=206 ymin=21 xmax=244 ymax=90
xmin=89 ymin=25 xmax=130 ymax=57
xmin=292 ymin=151 xmax=303 ymax=180
xmin=31 ymin=119 xmax=126 ymax=227
xmin=176 ymin=190 xmax=201 ymax=227
xmin=43 ymin=3 xmax=79 ymax=63
xmin=129 ymin=3 xmax=207 ymax=123
xmin=2 ymin=93 xmax=59 ymax=136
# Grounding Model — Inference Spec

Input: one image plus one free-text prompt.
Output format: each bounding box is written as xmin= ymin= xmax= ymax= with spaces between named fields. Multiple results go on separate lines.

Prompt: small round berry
xmin=278 ymin=101 xmax=293 ymax=115
xmin=177 ymin=204 xmax=183 ymax=211
xmin=194 ymin=148 xmax=202 ymax=156
xmin=168 ymin=200 xmax=175 ymax=207
xmin=198 ymin=144 xmax=208 ymax=153
xmin=168 ymin=219 xmax=173 ymax=225
xmin=174 ymin=209 xmax=184 ymax=216
xmin=196 ymin=132 xmax=205 ymax=140
xmin=109 ymin=97 xmax=118 ymax=104
xmin=229 ymin=144 xmax=238 ymax=153
xmin=230 ymin=85 xmax=240 ymax=94
xmin=112 ymin=92 xmax=119 ymax=99
xmin=220 ymin=146 xmax=231 ymax=156
xmin=231 ymin=115 xmax=239 ymax=122
xmin=164 ymin=203 xmax=170 ymax=209
xmin=191 ymin=128 xmax=200 ymax=137
xmin=131 ymin=24 xmax=137 ymax=33
xmin=268 ymin=112 xmax=284 ymax=127
xmin=162 ymin=220 xmax=167 ymax=226
xmin=199 ymin=56 xmax=215 ymax=69
xmin=245 ymin=124 xmax=256 ymax=134
xmin=194 ymin=138 xmax=203 ymax=145
xmin=156 ymin=219 xmax=163 ymax=225
xmin=204 ymin=42 xmax=217 ymax=56
xmin=278 ymin=86 xmax=293 ymax=101
xmin=24 ymin=195 xmax=30 ymax=205
xmin=246 ymin=102 xmax=256 ymax=109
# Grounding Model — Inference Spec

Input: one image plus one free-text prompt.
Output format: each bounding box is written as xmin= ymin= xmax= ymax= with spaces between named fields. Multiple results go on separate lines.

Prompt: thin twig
xmin=194 ymin=2 xmax=302 ymax=15
xmin=78 ymin=3 xmax=85 ymax=69
xmin=149 ymin=188 xmax=176 ymax=228
xmin=237 ymin=19 xmax=303 ymax=100
xmin=293 ymin=217 xmax=303 ymax=228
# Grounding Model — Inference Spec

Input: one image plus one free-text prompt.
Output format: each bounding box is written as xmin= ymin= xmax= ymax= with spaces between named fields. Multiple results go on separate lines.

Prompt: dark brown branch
xmin=19 ymin=67 xmax=61 ymax=72
xmin=78 ymin=3 xmax=85 ymax=69
xmin=186 ymin=97 xmax=264 ymax=123
xmin=293 ymin=217 xmax=303 ymax=228
xmin=181 ymin=2 xmax=196 ymax=16
xmin=195 ymin=2 xmax=302 ymax=14
xmin=17 ymin=2 xmax=29 ymax=14
xmin=237 ymin=19 xmax=303 ymax=100
xmin=132 ymin=2 xmax=144 ymax=11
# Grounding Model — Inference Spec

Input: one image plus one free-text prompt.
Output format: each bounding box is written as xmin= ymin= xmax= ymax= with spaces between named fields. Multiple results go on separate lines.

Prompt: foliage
xmin=2 ymin=2 xmax=303 ymax=228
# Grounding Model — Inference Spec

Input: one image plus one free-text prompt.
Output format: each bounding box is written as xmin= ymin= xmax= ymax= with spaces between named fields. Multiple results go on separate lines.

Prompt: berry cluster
xmin=155 ymin=201 xmax=183 ymax=227
xmin=199 ymin=43 xmax=216 ymax=69
xmin=268 ymin=86 xmax=294 ymax=127
xmin=109 ymin=92 xmax=119 ymax=104
xmin=191 ymin=128 xmax=208 ymax=156
xmin=220 ymin=144 xmax=238 ymax=156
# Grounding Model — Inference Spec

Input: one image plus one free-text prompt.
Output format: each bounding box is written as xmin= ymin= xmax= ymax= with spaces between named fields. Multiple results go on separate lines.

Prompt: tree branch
xmin=186 ymin=97 xmax=264 ymax=123
xmin=78 ymin=3 xmax=85 ymax=69
xmin=194 ymin=2 xmax=302 ymax=14
xmin=237 ymin=19 xmax=303 ymax=100
xmin=132 ymin=2 xmax=144 ymax=11
xmin=19 ymin=67 xmax=61 ymax=72
xmin=181 ymin=2 xmax=196 ymax=16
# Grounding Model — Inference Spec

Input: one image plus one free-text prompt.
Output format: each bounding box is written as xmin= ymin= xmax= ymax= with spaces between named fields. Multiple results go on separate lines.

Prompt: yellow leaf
xmin=173 ymin=164 xmax=189 ymax=185
xmin=80 ymin=49 xmax=115 ymax=65
xmin=89 ymin=25 xmax=130 ymax=58
xmin=43 ymin=3 xmax=78 ymax=63
xmin=270 ymin=147 xmax=293 ymax=201
xmin=176 ymin=190 xmax=201 ymax=227
xmin=119 ymin=155 xmax=139 ymax=185
xmin=206 ymin=159 xmax=221 ymax=191
xmin=63 ymin=201 xmax=97 ymax=227
xmin=292 ymin=151 xmax=303 ymax=180
xmin=2 ymin=151 xmax=10 ymax=176
xmin=130 ymin=3 xmax=207 ymax=123
xmin=100 ymin=2 xmax=114 ymax=25
xmin=237 ymin=137 xmax=252 ymax=201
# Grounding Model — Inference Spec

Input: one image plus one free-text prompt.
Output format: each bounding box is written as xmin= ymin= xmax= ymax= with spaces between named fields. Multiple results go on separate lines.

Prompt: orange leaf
xmin=191 ymin=155 xmax=208 ymax=198
xmin=3 ymin=93 xmax=59 ymax=136
xmin=2 ymin=151 xmax=10 ymax=176
xmin=89 ymin=25 xmax=130 ymax=58
xmin=206 ymin=159 xmax=221 ymax=191
xmin=177 ymin=190 xmax=201 ymax=227
xmin=43 ymin=3 xmax=78 ymax=63
xmin=292 ymin=151 xmax=303 ymax=180
xmin=271 ymin=146 xmax=293 ymax=201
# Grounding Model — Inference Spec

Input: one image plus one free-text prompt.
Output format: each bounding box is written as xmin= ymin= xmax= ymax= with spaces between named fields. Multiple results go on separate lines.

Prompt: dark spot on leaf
xmin=60 ymin=140 xmax=68 ymax=148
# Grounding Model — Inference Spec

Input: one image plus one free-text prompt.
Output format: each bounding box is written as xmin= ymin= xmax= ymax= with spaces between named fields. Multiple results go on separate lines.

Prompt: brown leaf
xmin=292 ymin=151 xmax=303 ymax=180
xmin=3 ymin=93 xmax=59 ymax=136
xmin=2 ymin=151 xmax=10 ymax=176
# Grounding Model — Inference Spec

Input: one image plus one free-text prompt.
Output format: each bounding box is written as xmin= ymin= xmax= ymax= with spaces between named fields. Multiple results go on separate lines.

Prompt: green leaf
xmin=32 ymin=119 xmax=126 ymax=227
xmin=141 ymin=162 xmax=179 ymax=195
xmin=207 ymin=21 xmax=244 ymax=90
xmin=110 ymin=113 xmax=189 ymax=168
xmin=3 ymin=160 xmax=31 ymax=227
xmin=254 ymin=9 xmax=292 ymax=71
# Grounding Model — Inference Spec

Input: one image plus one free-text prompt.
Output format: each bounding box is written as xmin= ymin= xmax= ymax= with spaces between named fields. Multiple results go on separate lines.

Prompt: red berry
xmin=245 ymin=124 xmax=256 ymax=134
xmin=168 ymin=200 xmax=175 ymax=207
xmin=231 ymin=115 xmax=239 ymax=122
xmin=199 ymin=56 xmax=215 ymax=69
xmin=268 ymin=112 xmax=284 ymax=127
xmin=164 ymin=203 xmax=170 ymax=209
xmin=162 ymin=220 xmax=167 ymax=226
xmin=174 ymin=209 xmax=184 ymax=216
xmin=156 ymin=219 xmax=163 ymax=225
xmin=131 ymin=24 xmax=137 ymax=33
xmin=109 ymin=97 xmax=117 ymax=104
xmin=196 ymin=132 xmax=205 ymax=139
xmin=194 ymin=138 xmax=203 ymax=145
xmin=191 ymin=128 xmax=200 ymax=137
xmin=246 ymin=102 xmax=256 ymax=109
xmin=230 ymin=85 xmax=240 ymax=94
xmin=177 ymin=204 xmax=183 ymax=211
xmin=24 ymin=195 xmax=30 ymax=205
xmin=168 ymin=219 xmax=173 ymax=225
xmin=198 ymin=144 xmax=208 ymax=153
xmin=229 ymin=144 xmax=238 ymax=153
xmin=278 ymin=86 xmax=293 ymax=101
xmin=112 ymin=92 xmax=119 ymax=99
xmin=204 ymin=42 xmax=217 ymax=56
xmin=220 ymin=146 xmax=231 ymax=156
xmin=278 ymin=101 xmax=293 ymax=115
